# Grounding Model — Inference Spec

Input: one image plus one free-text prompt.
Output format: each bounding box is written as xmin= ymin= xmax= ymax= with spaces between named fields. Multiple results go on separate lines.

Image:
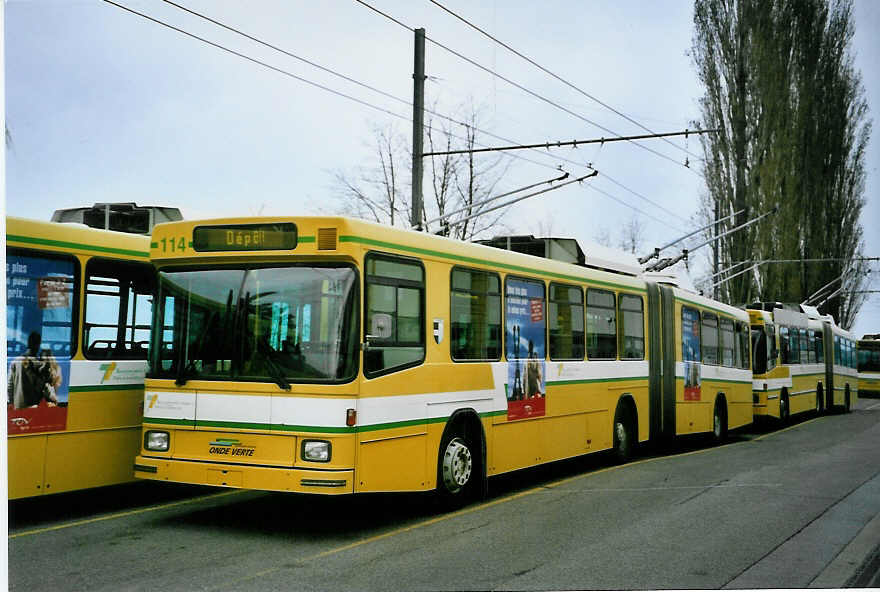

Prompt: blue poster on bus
xmin=505 ymin=278 xmax=546 ymax=420
xmin=682 ymin=307 xmax=702 ymax=402
xmin=7 ymin=254 xmax=73 ymax=434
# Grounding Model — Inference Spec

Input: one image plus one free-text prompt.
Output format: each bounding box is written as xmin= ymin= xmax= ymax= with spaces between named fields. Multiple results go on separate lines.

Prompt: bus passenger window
xmin=586 ymin=289 xmax=616 ymax=360
xmin=789 ymin=328 xmax=801 ymax=364
xmin=549 ymin=283 xmax=584 ymax=360
xmin=799 ymin=329 xmax=809 ymax=365
xmin=450 ymin=268 xmax=502 ymax=361
xmin=365 ymin=254 xmax=425 ymax=376
xmin=701 ymin=312 xmax=719 ymax=365
xmin=84 ymin=259 xmax=155 ymax=360
xmin=815 ymin=331 xmax=824 ymax=363
xmin=807 ymin=329 xmax=816 ymax=364
xmin=736 ymin=321 xmax=750 ymax=369
xmin=720 ymin=318 xmax=734 ymax=368
xmin=619 ymin=294 xmax=645 ymax=360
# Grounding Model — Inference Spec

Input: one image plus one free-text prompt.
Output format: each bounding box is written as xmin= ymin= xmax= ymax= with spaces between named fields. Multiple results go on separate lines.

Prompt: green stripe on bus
xmin=339 ymin=235 xmax=646 ymax=292
xmin=674 ymin=377 xmax=752 ymax=385
xmin=549 ymin=376 xmax=649 ymax=387
xmin=70 ymin=384 xmax=144 ymax=393
xmin=299 ymin=235 xmax=316 ymax=243
xmin=8 ymin=234 xmax=150 ymax=258
xmin=146 ymin=409 xmax=508 ymax=434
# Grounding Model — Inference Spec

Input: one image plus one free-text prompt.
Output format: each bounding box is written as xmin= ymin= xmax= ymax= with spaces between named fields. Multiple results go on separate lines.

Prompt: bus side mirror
xmin=366 ymin=313 xmax=392 ymax=342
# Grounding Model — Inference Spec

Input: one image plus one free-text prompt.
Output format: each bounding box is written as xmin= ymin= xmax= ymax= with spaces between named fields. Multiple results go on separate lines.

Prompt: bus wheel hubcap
xmin=442 ymin=438 xmax=472 ymax=493
xmin=616 ymin=422 xmax=627 ymax=450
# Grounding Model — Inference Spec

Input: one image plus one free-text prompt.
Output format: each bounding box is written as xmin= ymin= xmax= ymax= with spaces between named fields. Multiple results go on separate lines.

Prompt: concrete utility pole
xmin=411 ymin=28 xmax=425 ymax=230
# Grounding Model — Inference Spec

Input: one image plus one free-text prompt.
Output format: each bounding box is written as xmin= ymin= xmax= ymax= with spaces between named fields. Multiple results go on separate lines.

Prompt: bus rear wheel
xmin=612 ymin=407 xmax=634 ymax=464
xmin=779 ymin=390 xmax=790 ymax=423
xmin=712 ymin=398 xmax=728 ymax=444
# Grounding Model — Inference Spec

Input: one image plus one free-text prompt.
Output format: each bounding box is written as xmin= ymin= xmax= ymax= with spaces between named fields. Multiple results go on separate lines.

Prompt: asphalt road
xmin=9 ymin=398 xmax=880 ymax=591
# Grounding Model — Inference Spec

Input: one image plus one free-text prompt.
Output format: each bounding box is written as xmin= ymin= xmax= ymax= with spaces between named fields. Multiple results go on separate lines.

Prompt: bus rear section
xmin=7 ymin=216 xmax=154 ymax=498
xmin=858 ymin=335 xmax=880 ymax=397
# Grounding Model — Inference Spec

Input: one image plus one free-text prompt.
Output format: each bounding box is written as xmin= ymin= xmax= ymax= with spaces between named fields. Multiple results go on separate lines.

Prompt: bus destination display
xmin=193 ymin=223 xmax=298 ymax=252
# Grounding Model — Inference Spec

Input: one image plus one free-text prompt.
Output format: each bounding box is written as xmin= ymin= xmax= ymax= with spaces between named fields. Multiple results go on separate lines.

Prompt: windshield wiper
xmin=256 ymin=336 xmax=291 ymax=391
xmin=175 ymin=359 xmax=199 ymax=386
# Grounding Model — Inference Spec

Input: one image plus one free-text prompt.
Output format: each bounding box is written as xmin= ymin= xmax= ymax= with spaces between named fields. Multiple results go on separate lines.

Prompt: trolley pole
xmin=411 ymin=28 xmax=426 ymax=230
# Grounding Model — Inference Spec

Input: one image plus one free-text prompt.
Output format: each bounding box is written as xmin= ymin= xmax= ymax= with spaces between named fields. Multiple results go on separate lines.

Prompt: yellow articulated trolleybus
xmin=134 ymin=217 xmax=752 ymax=503
xmin=748 ymin=302 xmax=858 ymax=420
xmin=7 ymin=216 xmax=155 ymax=498
xmin=858 ymin=334 xmax=880 ymax=397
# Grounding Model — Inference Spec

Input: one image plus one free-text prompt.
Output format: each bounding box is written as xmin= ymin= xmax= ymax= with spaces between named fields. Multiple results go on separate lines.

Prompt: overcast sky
xmin=4 ymin=0 xmax=879 ymax=336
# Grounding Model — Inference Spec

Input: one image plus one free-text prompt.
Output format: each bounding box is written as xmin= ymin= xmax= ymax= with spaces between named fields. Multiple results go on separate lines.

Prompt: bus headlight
xmin=302 ymin=440 xmax=331 ymax=462
xmin=144 ymin=430 xmax=170 ymax=452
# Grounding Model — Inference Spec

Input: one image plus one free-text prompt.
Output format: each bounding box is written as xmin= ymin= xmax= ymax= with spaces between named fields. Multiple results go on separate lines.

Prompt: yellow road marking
xmin=9 ymin=490 xmax=244 ymax=539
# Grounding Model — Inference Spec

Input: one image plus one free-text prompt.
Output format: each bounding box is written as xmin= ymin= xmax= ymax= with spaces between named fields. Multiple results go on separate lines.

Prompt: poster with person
xmin=505 ymin=278 xmax=546 ymax=420
xmin=7 ymin=254 xmax=73 ymax=434
xmin=682 ymin=307 xmax=702 ymax=402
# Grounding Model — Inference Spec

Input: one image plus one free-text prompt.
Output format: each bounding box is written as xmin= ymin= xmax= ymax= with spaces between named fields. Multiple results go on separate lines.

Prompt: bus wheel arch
xmin=712 ymin=394 xmax=728 ymax=443
xmin=612 ymin=395 xmax=638 ymax=464
xmin=435 ymin=409 xmax=486 ymax=505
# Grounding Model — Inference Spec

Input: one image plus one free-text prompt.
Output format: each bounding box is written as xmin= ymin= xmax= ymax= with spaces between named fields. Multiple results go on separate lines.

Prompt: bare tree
xmin=618 ymin=216 xmax=645 ymax=255
xmin=332 ymin=123 xmax=410 ymax=226
xmin=332 ymin=102 xmax=510 ymax=241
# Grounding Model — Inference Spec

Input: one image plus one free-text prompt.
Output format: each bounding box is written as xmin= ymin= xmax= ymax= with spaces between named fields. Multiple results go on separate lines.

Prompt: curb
xmin=810 ymin=510 xmax=880 ymax=588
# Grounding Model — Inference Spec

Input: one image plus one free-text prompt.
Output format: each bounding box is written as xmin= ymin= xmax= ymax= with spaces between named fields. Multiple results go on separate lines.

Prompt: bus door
xmin=646 ymin=283 xmax=676 ymax=444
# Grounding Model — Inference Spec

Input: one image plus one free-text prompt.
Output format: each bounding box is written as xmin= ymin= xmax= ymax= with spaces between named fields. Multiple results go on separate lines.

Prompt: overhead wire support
xmin=155 ymin=0 xmax=619 ymax=190
xmin=446 ymin=170 xmax=598 ymax=230
xmin=134 ymin=0 xmax=693 ymax=232
xmin=427 ymin=0 xmax=705 ymax=162
xmin=421 ymin=128 xmax=718 ymax=157
xmin=353 ymin=0 xmax=701 ymax=174
xmin=420 ymin=169 xmax=571 ymax=231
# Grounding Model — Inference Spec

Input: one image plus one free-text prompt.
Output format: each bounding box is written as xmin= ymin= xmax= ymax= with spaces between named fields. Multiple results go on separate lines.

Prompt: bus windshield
xmin=150 ymin=265 xmax=359 ymax=384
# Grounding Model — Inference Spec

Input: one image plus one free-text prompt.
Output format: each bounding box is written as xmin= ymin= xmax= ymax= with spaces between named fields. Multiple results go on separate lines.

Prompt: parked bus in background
xmin=748 ymin=302 xmax=857 ymax=420
xmin=858 ymin=334 xmax=880 ymax=397
xmin=135 ymin=217 xmax=752 ymax=504
xmin=7 ymin=203 xmax=181 ymax=499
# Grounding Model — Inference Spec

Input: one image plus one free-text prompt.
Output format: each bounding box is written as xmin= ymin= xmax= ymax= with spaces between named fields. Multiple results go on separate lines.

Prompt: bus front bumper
xmin=134 ymin=456 xmax=354 ymax=494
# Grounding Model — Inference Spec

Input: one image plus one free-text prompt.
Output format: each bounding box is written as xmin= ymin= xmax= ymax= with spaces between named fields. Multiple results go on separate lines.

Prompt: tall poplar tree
xmin=692 ymin=0 xmax=871 ymax=328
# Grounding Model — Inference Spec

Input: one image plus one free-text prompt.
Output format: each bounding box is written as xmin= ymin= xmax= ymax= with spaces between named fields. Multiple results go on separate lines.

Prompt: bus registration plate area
xmin=174 ymin=430 xmax=295 ymax=467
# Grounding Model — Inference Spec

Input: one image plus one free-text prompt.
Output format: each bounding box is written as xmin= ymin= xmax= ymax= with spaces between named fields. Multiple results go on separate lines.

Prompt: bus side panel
xmin=43 ymin=428 xmax=141 ymax=494
xmin=8 ymin=435 xmax=48 ymax=499
xmin=357 ymin=425 xmax=428 ymax=493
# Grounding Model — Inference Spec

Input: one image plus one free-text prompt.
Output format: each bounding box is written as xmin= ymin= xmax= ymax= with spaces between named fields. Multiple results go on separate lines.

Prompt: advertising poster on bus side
xmin=7 ymin=254 xmax=73 ymax=434
xmin=505 ymin=278 xmax=546 ymax=420
xmin=682 ymin=307 xmax=702 ymax=401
